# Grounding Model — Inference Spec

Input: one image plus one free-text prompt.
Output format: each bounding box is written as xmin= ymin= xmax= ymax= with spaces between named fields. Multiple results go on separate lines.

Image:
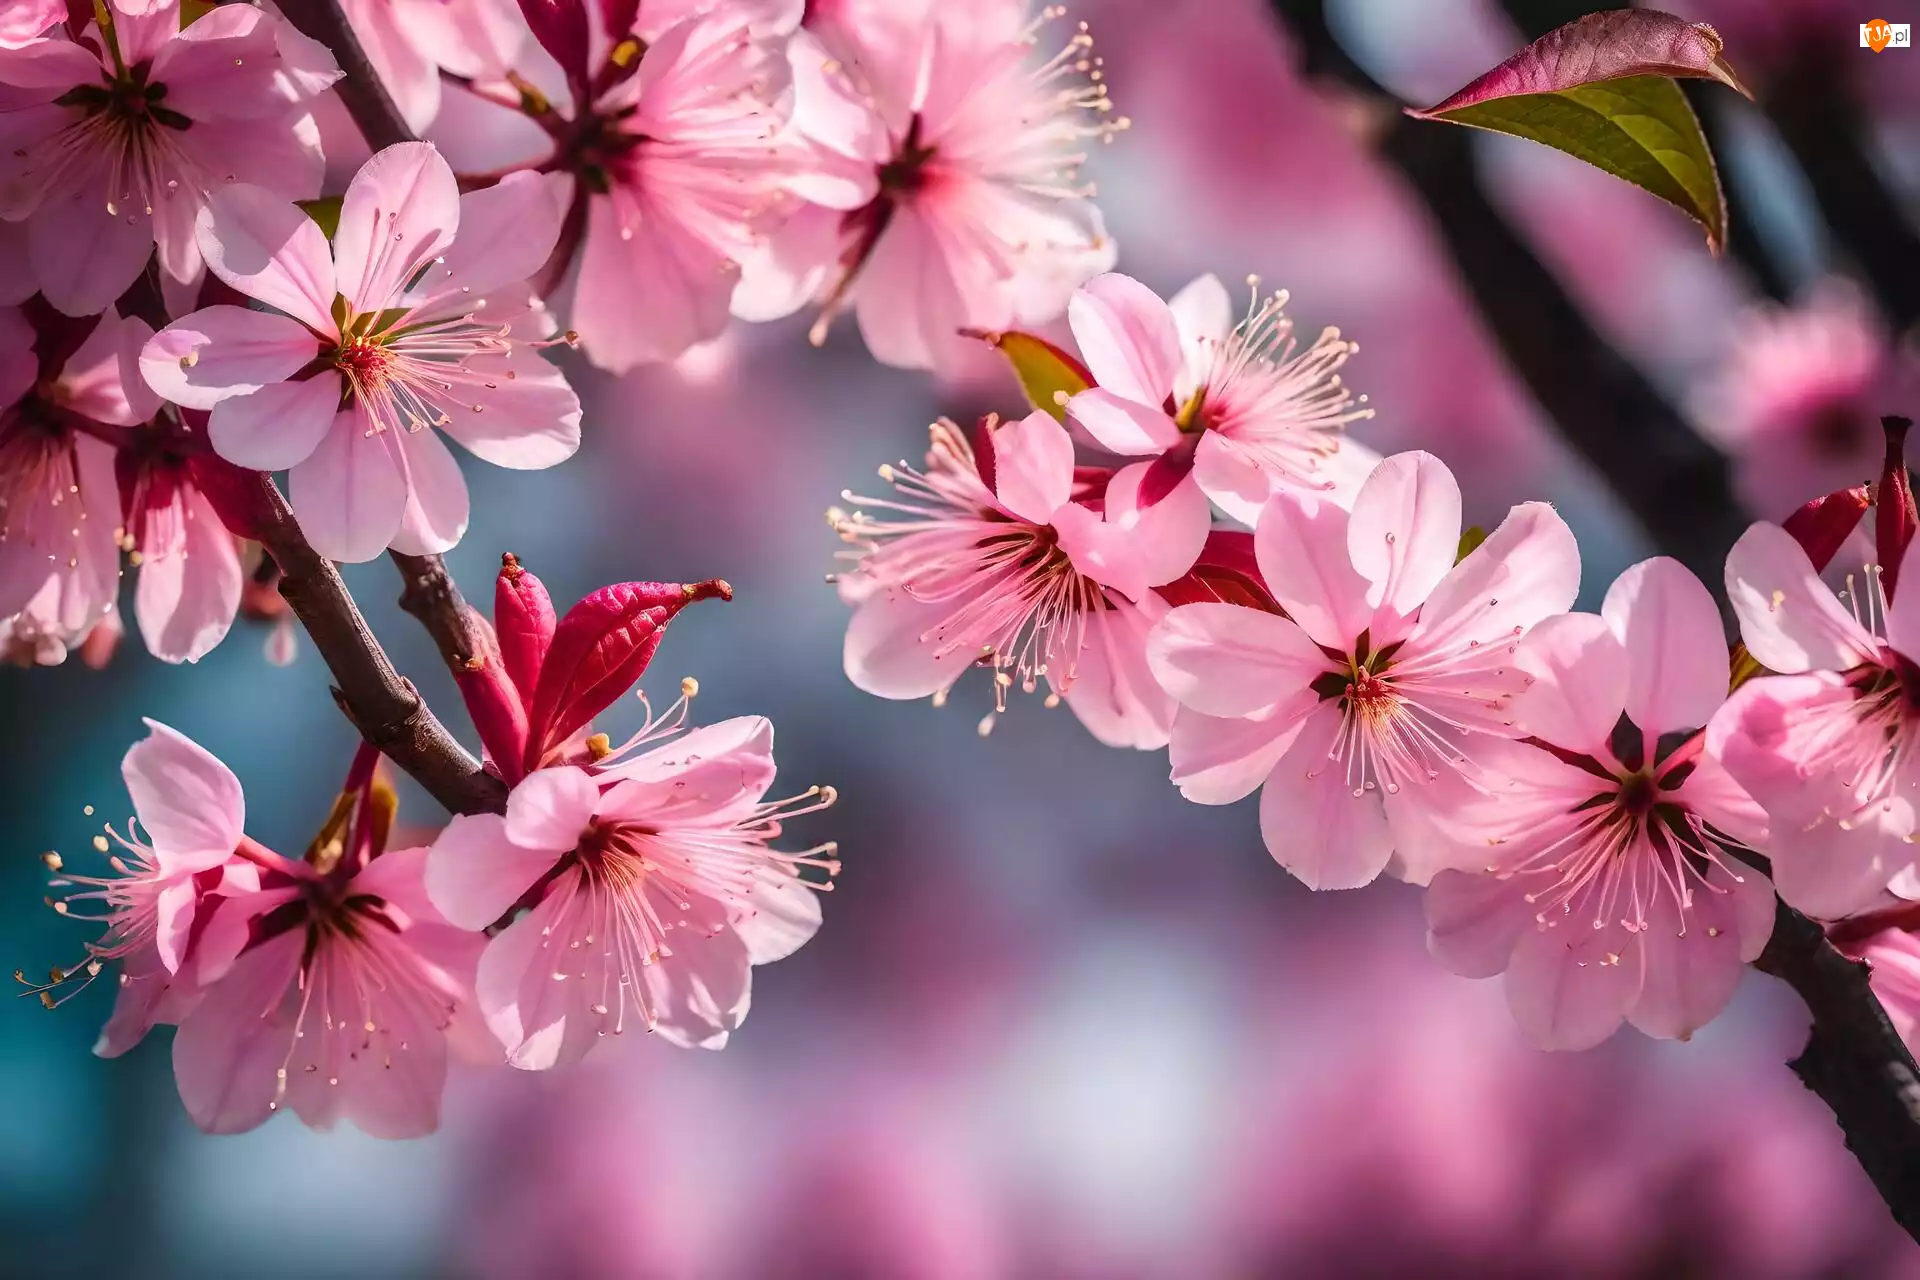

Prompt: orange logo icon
xmin=1866 ymin=18 xmax=1894 ymax=51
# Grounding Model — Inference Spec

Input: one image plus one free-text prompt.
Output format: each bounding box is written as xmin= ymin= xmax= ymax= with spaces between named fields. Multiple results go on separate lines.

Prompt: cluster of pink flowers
xmin=31 ymin=554 xmax=835 ymax=1136
xmin=828 ymin=265 xmax=1920 ymax=1053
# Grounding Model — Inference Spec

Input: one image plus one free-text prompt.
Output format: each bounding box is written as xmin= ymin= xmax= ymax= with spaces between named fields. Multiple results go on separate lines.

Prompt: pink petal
xmin=504 ymin=766 xmax=600 ymax=850
xmin=1706 ymin=672 xmax=1861 ymax=830
xmin=784 ymin=27 xmax=890 ymax=168
xmin=850 ymin=205 xmax=965 ymax=371
xmin=389 ymin=424 xmax=470 ymax=556
xmin=425 ymin=812 xmax=560 ymax=931
xmin=1167 ymin=695 xmax=1317 ymax=805
xmin=170 ymin=930 xmax=302 ymax=1135
xmin=55 ymin=310 xmax=158 ymax=425
xmin=434 ymin=344 xmax=581 ymax=469
xmin=1146 ymin=602 xmax=1328 ymax=718
xmin=1725 ymin=521 xmax=1878 ymax=674
xmin=148 ymin=4 xmax=303 ymax=121
xmin=1190 ymin=431 xmax=1272 ymax=528
xmin=1058 ymin=596 xmax=1175 ymax=749
xmin=477 ymin=877 xmax=607 ymax=1070
xmin=575 ymin=191 xmax=735 ymax=372
xmin=1603 ymin=556 xmax=1729 ymax=740
xmin=638 ymin=927 xmax=752 ymax=1051
xmin=153 ymin=877 xmax=198 ymax=974
xmin=1258 ymin=702 xmax=1395 ymax=890
xmin=181 ymin=112 xmax=327 ymax=201
xmin=1252 ymin=491 xmax=1373 ymax=651
xmin=333 ymin=142 xmax=459 ymax=315
xmin=987 ymin=410 xmax=1073 ymax=524
xmin=843 ymin=591 xmax=973 ymax=700
xmin=420 ymin=169 xmax=571 ymax=303
xmin=123 ymin=718 xmax=246 ymax=866
xmin=140 ymin=305 xmax=323 ymax=412
xmin=1094 ymin=462 xmax=1211 ymax=592
xmin=286 ymin=412 xmax=410 ymax=563
xmin=1768 ymin=797 xmax=1914 ymax=920
xmin=134 ymin=489 xmax=242 ymax=664
xmin=207 ymin=373 xmax=344 ymax=471
xmin=601 ymin=717 xmax=778 ymax=825
xmin=731 ymin=200 xmax=845 ymax=322
xmin=1412 ymin=501 xmax=1581 ymax=655
xmin=1626 ymin=868 xmax=1747 ymax=1040
xmin=1347 ymin=450 xmax=1462 ymax=622
xmin=1718 ymin=856 xmax=1778 ymax=963
xmin=341 ymin=0 xmax=441 ymax=132
xmin=197 ymin=185 xmax=338 ymax=334
xmin=733 ymin=871 xmax=822 ymax=965
xmin=94 ymin=944 xmax=190 ymax=1059
xmin=1065 ymin=387 xmax=1181 ymax=457
xmin=1504 ymin=920 xmax=1642 ymax=1050
xmin=1168 ymin=272 xmax=1232 ymax=383
xmin=1673 ymin=752 xmax=1768 ymax=854
xmin=1511 ymin=612 xmax=1626 ymax=753
xmin=1425 ymin=869 xmax=1532 ymax=978
xmin=1065 ymin=272 xmax=1182 ymax=407
xmin=292 ymin=939 xmax=451 ymax=1139
xmin=27 ymin=191 xmax=156 ymax=317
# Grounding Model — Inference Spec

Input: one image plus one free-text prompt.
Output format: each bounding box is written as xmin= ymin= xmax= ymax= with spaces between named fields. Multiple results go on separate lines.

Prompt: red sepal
xmin=1782 ymin=484 xmax=1870 ymax=574
xmin=494 ymin=552 xmax=556 ymax=704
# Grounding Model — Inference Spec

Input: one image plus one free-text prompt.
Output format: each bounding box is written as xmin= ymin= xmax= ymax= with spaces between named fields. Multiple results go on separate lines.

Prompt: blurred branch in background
xmin=1265 ymin=0 xmax=1751 ymax=590
xmin=275 ymin=0 xmax=414 ymax=152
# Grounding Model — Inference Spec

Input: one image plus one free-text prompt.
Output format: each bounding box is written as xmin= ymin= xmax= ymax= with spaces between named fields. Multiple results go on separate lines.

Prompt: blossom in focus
xmin=339 ymin=0 xmax=526 ymax=133
xmin=833 ymin=412 xmax=1211 ymax=746
xmin=114 ymin=433 xmax=246 ymax=664
xmin=1691 ymin=280 xmax=1919 ymax=519
xmin=0 ymin=304 xmax=151 ymax=655
xmin=1063 ymin=272 xmax=1376 ymax=524
xmin=1147 ymin=451 xmax=1580 ymax=888
xmin=1423 ymin=557 xmax=1776 ymax=1050
xmin=142 ymin=143 xmax=581 ymax=563
xmin=0 ymin=0 xmax=340 ymax=315
xmin=426 ymin=716 xmax=837 ymax=1065
xmin=33 ymin=720 xmax=260 ymax=1059
xmin=732 ymin=0 xmax=1123 ymax=370
xmin=168 ymin=753 xmax=485 ymax=1137
xmin=1708 ymin=521 xmax=1920 ymax=918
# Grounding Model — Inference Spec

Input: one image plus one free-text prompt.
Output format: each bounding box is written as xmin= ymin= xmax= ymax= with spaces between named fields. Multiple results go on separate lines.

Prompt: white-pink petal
xmin=1511 ymin=612 xmax=1626 ymax=754
xmin=425 ymin=813 xmax=561 ymax=932
xmin=140 ymin=306 xmax=323 ymax=411
xmin=1147 ymin=602 xmax=1327 ymax=718
xmin=1603 ymin=556 xmax=1729 ymax=739
xmin=1725 ymin=521 xmax=1878 ymax=674
xmin=333 ymin=142 xmax=460 ymax=315
xmin=1253 ymin=491 xmax=1373 ymax=651
xmin=286 ymin=412 xmax=410 ymax=562
xmin=1066 ymin=272 xmax=1182 ymax=408
xmin=987 ymin=410 xmax=1073 ymax=524
xmin=1258 ymin=702 xmax=1395 ymax=890
xmin=1347 ymin=450 xmax=1462 ymax=622
xmin=1065 ymin=387 xmax=1181 ymax=456
xmin=208 ymin=373 xmax=344 ymax=471
xmin=123 ymin=719 xmax=246 ymax=867
xmin=197 ymin=185 xmax=339 ymax=334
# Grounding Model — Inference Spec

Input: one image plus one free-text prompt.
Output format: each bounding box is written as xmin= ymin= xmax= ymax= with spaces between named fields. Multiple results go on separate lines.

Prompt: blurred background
xmin=7 ymin=0 xmax=1920 ymax=1275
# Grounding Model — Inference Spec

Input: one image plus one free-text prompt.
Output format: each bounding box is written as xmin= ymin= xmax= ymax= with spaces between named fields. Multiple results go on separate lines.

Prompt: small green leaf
xmin=964 ymin=328 xmax=1091 ymax=424
xmin=298 ymin=195 xmax=342 ymax=239
xmin=1456 ymin=526 xmax=1488 ymax=563
xmin=1729 ymin=642 xmax=1769 ymax=692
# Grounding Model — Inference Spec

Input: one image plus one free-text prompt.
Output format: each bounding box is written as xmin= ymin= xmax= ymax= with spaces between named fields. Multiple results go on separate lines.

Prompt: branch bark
xmin=275 ymin=0 xmax=415 ymax=151
xmin=246 ymin=474 xmax=507 ymax=816
xmin=1757 ymin=899 xmax=1920 ymax=1241
xmin=390 ymin=551 xmax=485 ymax=672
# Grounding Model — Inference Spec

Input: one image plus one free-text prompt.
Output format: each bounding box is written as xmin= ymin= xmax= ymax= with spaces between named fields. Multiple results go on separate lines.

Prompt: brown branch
xmin=1757 ymin=898 xmax=1920 ymax=1242
xmin=390 ymin=551 xmax=485 ymax=672
xmin=274 ymin=0 xmax=416 ymax=151
xmin=247 ymin=474 xmax=506 ymax=816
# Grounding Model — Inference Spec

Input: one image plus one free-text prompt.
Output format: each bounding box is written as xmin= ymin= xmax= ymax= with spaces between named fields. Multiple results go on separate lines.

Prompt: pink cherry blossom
xmin=141 ymin=143 xmax=582 ymax=563
xmin=1707 ymin=521 xmax=1920 ymax=918
xmin=1422 ymin=557 xmax=1777 ymax=1050
xmin=339 ymin=0 xmax=526 ymax=133
xmin=1063 ymin=272 xmax=1377 ymax=524
xmin=0 ymin=305 xmax=152 ymax=653
xmin=424 ymin=714 xmax=837 ymax=1066
xmin=1146 ymin=451 xmax=1580 ymax=889
xmin=1691 ymin=280 xmax=1920 ymax=520
xmin=117 ymin=443 xmax=243 ymax=664
xmin=732 ymin=1 xmax=1123 ymax=370
xmin=833 ymin=412 xmax=1209 ymax=746
xmin=0 ymin=0 xmax=340 ymax=316
xmin=32 ymin=719 xmax=260 ymax=1058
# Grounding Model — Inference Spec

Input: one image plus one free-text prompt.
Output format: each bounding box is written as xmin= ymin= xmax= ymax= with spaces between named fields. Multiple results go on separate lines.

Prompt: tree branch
xmin=275 ymin=0 xmax=415 ymax=151
xmin=390 ymin=551 xmax=485 ymax=672
xmin=1757 ymin=898 xmax=1920 ymax=1242
xmin=246 ymin=474 xmax=506 ymax=815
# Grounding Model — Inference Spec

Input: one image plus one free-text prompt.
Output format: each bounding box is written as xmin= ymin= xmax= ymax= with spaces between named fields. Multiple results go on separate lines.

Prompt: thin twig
xmin=390 ymin=550 xmax=486 ymax=672
xmin=247 ymin=474 xmax=507 ymax=815
xmin=275 ymin=0 xmax=414 ymax=151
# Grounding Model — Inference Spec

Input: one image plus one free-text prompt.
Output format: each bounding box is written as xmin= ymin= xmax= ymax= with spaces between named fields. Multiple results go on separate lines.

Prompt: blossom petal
xmin=1190 ymin=430 xmax=1273 ymax=528
xmin=639 ymin=928 xmax=752 ymax=1051
xmin=1504 ymin=921 xmax=1641 ymax=1050
xmin=1604 ymin=556 xmax=1729 ymax=739
xmin=27 ymin=191 xmax=156 ymax=317
xmin=135 ymin=489 xmax=242 ymax=664
xmin=1252 ymin=491 xmax=1373 ymax=650
xmin=58 ymin=310 xmax=158 ymax=426
xmin=1768 ymin=797 xmax=1915 ymax=920
xmin=1627 ymin=869 xmax=1747 ymax=1041
xmin=197 ymin=185 xmax=338 ymax=333
xmin=1065 ymin=387 xmax=1181 ymax=456
xmin=601 ymin=717 xmax=777 ymax=825
xmin=426 ymin=813 xmax=561 ymax=931
xmin=170 ymin=930 xmax=301 ymax=1135
xmin=1057 ymin=596 xmax=1175 ymax=749
xmin=286 ymin=412 xmax=409 ymax=562
xmin=1885 ymin=534 xmax=1920 ymax=660
xmin=1725 ymin=521 xmax=1878 ymax=674
xmin=207 ymin=373 xmax=344 ymax=471
xmin=1258 ymin=702 xmax=1395 ymax=889
xmin=333 ymin=141 xmax=459 ymax=315
xmin=1347 ymin=450 xmax=1462 ymax=621
xmin=434 ymin=345 xmax=581 ymax=470
xmin=427 ymin=169 xmax=571 ymax=301
xmin=1425 ymin=869 xmax=1532 ymax=978
xmin=988 ymin=410 xmax=1073 ymax=523
xmin=389 ymin=424 xmax=470 ymax=556
xmin=734 ymin=871 xmax=823 ymax=966
xmin=1511 ymin=612 xmax=1626 ymax=753
xmin=123 ymin=719 xmax=246 ymax=866
xmin=504 ymin=766 xmax=600 ymax=850
xmin=1168 ymin=695 xmax=1316 ymax=805
xmin=843 ymin=591 xmax=970 ymax=700
xmin=1147 ymin=602 xmax=1327 ymax=718
xmin=140 ymin=306 xmax=322 ymax=411
xmin=1168 ymin=272 xmax=1233 ymax=380
xmin=1413 ymin=501 xmax=1581 ymax=654
xmin=1066 ymin=273 xmax=1182 ymax=407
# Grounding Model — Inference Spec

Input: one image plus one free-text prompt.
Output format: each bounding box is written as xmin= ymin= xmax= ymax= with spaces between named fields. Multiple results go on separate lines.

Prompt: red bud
xmin=1782 ymin=484 xmax=1871 ymax=573
xmin=524 ymin=579 xmax=732 ymax=769
xmin=517 ymin=0 xmax=591 ymax=89
xmin=495 ymin=552 xmax=556 ymax=704
xmin=1878 ymin=416 xmax=1916 ymax=596
xmin=455 ymin=612 xmax=532 ymax=786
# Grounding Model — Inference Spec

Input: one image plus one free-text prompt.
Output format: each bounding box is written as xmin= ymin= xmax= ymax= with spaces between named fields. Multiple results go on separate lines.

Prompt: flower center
xmin=1617 ymin=769 xmax=1658 ymax=817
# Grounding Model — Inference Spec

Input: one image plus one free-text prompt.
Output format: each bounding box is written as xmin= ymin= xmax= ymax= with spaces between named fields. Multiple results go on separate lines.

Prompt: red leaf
xmin=1782 ymin=485 xmax=1870 ymax=574
xmin=1879 ymin=416 xmax=1917 ymax=596
xmin=524 ymin=578 xmax=732 ymax=767
xmin=1154 ymin=531 xmax=1280 ymax=612
xmin=517 ymin=0 xmax=591 ymax=89
xmin=455 ymin=612 xmax=531 ymax=786
xmin=494 ymin=552 xmax=556 ymax=705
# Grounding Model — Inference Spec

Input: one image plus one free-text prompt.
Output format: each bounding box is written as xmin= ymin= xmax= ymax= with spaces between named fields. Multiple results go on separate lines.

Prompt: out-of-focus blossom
xmin=0 ymin=0 xmax=340 ymax=315
xmin=733 ymin=0 xmax=1123 ymax=370
xmin=1063 ymin=272 xmax=1375 ymax=523
xmin=1709 ymin=522 xmax=1920 ymax=918
xmin=833 ymin=413 xmax=1209 ymax=746
xmin=426 ymin=716 xmax=837 ymax=1065
xmin=1692 ymin=281 xmax=1919 ymax=519
xmin=169 ymin=752 xmax=485 ymax=1137
xmin=0 ymin=0 xmax=60 ymax=48
xmin=142 ymin=143 xmax=580 ymax=563
xmin=340 ymin=0 xmax=526 ymax=133
xmin=0 ymin=304 xmax=148 ymax=655
xmin=116 ymin=439 xmax=243 ymax=664
xmin=1424 ymin=558 xmax=1776 ymax=1050
xmin=32 ymin=720 xmax=259 ymax=1058
xmin=1147 ymin=452 xmax=1580 ymax=888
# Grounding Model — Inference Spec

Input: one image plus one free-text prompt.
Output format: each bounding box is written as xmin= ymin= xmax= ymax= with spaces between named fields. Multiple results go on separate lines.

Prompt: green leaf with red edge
xmin=964 ymin=328 xmax=1091 ymax=423
xmin=1407 ymin=10 xmax=1748 ymax=254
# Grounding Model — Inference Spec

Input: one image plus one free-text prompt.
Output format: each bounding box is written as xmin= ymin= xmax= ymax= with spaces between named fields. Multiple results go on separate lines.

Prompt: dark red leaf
xmin=517 ymin=0 xmax=592 ymax=89
xmin=494 ymin=552 xmax=556 ymax=704
xmin=455 ymin=613 xmax=531 ymax=786
xmin=970 ymin=415 xmax=999 ymax=497
xmin=1878 ymin=416 xmax=1916 ymax=596
xmin=1154 ymin=531 xmax=1280 ymax=612
xmin=1782 ymin=484 xmax=1870 ymax=574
